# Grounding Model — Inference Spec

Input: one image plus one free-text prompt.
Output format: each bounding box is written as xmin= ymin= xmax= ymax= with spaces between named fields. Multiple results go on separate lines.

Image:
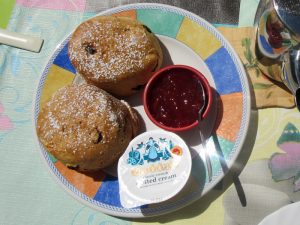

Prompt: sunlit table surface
xmin=0 ymin=0 xmax=299 ymax=225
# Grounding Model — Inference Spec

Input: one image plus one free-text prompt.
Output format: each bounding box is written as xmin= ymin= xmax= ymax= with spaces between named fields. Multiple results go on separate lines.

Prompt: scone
xmin=36 ymin=84 xmax=139 ymax=171
xmin=68 ymin=16 xmax=163 ymax=97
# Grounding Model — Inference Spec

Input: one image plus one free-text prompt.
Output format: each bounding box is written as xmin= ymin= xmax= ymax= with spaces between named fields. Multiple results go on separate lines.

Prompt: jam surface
xmin=147 ymin=69 xmax=205 ymax=128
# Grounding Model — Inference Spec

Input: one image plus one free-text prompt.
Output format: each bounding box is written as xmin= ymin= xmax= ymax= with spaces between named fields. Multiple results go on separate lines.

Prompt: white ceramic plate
xmin=33 ymin=3 xmax=251 ymax=218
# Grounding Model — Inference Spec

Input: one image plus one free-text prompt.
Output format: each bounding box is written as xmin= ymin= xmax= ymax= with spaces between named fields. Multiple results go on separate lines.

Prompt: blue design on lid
xmin=127 ymin=137 xmax=174 ymax=166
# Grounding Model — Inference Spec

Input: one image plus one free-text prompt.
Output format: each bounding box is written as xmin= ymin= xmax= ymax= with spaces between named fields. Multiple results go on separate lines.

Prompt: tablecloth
xmin=1 ymin=0 xmax=300 ymax=225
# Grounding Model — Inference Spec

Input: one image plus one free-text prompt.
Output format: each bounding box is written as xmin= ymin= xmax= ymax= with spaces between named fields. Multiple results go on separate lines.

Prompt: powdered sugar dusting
xmin=38 ymin=84 xmax=126 ymax=152
xmin=68 ymin=17 xmax=153 ymax=81
xmin=48 ymin=112 xmax=60 ymax=129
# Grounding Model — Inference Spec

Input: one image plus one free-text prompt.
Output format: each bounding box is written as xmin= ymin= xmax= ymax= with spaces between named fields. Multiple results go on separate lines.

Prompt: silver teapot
xmin=272 ymin=0 xmax=300 ymax=43
xmin=256 ymin=0 xmax=300 ymax=110
xmin=256 ymin=0 xmax=300 ymax=46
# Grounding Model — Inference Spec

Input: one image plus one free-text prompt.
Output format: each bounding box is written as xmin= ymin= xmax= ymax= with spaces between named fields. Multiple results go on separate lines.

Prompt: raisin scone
xmin=68 ymin=16 xmax=163 ymax=97
xmin=36 ymin=84 xmax=139 ymax=171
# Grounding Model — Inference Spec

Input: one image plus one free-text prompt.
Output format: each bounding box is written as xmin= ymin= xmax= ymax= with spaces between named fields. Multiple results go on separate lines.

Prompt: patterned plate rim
xmin=32 ymin=3 xmax=251 ymax=218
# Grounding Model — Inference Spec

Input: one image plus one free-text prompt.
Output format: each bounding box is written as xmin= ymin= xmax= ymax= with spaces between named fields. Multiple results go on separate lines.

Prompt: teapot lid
xmin=273 ymin=0 xmax=300 ymax=36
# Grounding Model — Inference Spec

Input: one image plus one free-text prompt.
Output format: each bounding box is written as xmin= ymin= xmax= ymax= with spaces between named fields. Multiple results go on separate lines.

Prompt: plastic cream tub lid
xmin=118 ymin=130 xmax=192 ymax=208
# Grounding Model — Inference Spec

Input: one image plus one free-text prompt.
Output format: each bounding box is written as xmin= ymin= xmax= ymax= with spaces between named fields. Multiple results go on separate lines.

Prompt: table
xmin=1 ymin=0 xmax=299 ymax=224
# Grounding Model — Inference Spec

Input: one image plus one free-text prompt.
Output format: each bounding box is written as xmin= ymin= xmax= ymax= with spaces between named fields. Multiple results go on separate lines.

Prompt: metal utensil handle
xmin=199 ymin=129 xmax=213 ymax=182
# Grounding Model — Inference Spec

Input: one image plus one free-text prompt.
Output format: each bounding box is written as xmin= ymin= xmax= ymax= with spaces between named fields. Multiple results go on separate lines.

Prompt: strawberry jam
xmin=146 ymin=68 xmax=205 ymax=128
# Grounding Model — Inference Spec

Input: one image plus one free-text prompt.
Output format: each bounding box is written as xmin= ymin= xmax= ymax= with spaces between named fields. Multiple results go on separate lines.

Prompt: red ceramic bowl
xmin=143 ymin=65 xmax=213 ymax=132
